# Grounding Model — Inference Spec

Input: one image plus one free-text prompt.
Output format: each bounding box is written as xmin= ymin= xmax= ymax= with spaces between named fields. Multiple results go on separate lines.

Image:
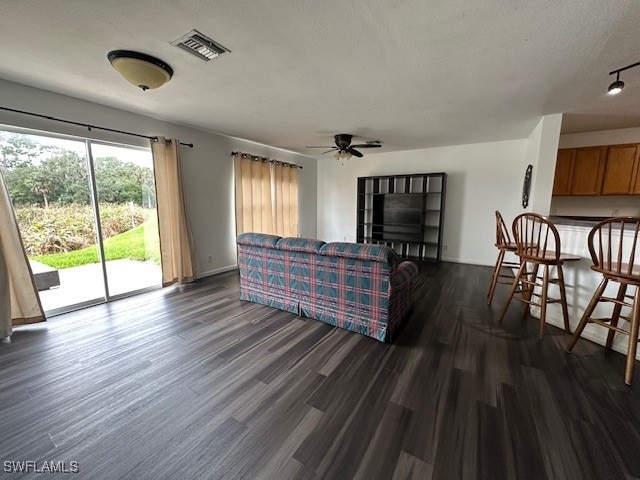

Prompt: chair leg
xmin=566 ymin=277 xmax=609 ymax=352
xmin=499 ymin=261 xmax=527 ymax=323
xmin=522 ymin=263 xmax=540 ymax=319
xmin=624 ymin=287 xmax=640 ymax=386
xmin=556 ymin=264 xmax=571 ymax=334
xmin=539 ymin=264 xmax=549 ymax=339
xmin=606 ymin=283 xmax=628 ymax=349
xmin=487 ymin=249 xmax=505 ymax=305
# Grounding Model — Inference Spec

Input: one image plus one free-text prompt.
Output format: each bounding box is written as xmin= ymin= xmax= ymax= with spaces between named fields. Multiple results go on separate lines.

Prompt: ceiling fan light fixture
xmin=306 ymin=133 xmax=383 ymax=159
xmin=108 ymin=50 xmax=173 ymax=91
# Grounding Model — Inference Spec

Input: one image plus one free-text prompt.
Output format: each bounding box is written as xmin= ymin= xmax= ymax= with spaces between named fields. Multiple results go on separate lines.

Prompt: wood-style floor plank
xmin=1 ymin=263 xmax=639 ymax=479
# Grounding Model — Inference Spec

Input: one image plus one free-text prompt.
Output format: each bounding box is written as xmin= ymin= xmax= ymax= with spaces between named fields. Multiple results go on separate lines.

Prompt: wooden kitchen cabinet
xmin=601 ymin=144 xmax=639 ymax=195
xmin=570 ymin=147 xmax=607 ymax=195
xmin=552 ymin=149 xmax=575 ymax=195
xmin=553 ymin=144 xmax=640 ymax=196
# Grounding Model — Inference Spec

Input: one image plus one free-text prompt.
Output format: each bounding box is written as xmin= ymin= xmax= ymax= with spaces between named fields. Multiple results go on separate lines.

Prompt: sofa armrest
xmin=390 ymin=261 xmax=419 ymax=289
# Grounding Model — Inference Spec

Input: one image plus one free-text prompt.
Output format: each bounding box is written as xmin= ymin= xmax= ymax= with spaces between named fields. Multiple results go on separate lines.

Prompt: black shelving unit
xmin=356 ymin=173 xmax=447 ymax=262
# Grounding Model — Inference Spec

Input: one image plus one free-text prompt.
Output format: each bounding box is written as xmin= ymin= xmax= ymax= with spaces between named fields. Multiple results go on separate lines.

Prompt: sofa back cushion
xmin=236 ymin=232 xmax=281 ymax=248
xmin=320 ymin=242 xmax=397 ymax=269
xmin=277 ymin=237 xmax=325 ymax=254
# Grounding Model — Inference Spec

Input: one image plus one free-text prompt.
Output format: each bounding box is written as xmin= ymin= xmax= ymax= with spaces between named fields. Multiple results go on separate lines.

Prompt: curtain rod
xmin=0 ymin=106 xmax=194 ymax=148
xmin=231 ymin=151 xmax=303 ymax=169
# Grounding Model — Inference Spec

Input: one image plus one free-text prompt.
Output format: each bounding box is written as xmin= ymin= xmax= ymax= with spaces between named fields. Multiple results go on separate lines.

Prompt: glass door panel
xmin=90 ymin=143 xmax=161 ymax=297
xmin=0 ymin=131 xmax=106 ymax=314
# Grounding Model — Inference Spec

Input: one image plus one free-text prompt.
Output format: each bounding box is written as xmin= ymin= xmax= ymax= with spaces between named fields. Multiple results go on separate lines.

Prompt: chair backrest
xmin=588 ymin=217 xmax=640 ymax=280
xmin=495 ymin=210 xmax=512 ymax=248
xmin=512 ymin=213 xmax=561 ymax=262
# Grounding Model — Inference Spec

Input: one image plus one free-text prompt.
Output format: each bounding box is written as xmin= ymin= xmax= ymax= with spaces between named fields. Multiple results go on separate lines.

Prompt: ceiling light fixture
xmin=607 ymin=60 xmax=640 ymax=95
xmin=108 ymin=50 xmax=173 ymax=91
xmin=333 ymin=150 xmax=352 ymax=161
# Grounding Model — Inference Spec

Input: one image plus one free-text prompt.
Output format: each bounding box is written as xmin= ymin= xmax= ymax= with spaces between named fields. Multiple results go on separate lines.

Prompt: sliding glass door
xmin=90 ymin=142 xmax=160 ymax=298
xmin=0 ymin=128 xmax=161 ymax=315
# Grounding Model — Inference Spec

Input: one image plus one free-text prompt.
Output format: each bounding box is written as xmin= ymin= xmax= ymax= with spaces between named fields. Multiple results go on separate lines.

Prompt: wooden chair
xmin=499 ymin=213 xmax=575 ymax=339
xmin=487 ymin=211 xmax=519 ymax=305
xmin=566 ymin=217 xmax=640 ymax=385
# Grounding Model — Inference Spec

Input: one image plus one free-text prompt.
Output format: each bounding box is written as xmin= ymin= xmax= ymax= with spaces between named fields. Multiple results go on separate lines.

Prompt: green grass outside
xmin=32 ymin=221 xmax=160 ymax=269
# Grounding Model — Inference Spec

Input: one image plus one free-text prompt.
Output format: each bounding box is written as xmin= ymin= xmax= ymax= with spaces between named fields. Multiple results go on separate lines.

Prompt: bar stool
xmin=566 ymin=217 xmax=640 ymax=385
xmin=487 ymin=211 xmax=519 ymax=305
xmin=499 ymin=213 xmax=576 ymax=339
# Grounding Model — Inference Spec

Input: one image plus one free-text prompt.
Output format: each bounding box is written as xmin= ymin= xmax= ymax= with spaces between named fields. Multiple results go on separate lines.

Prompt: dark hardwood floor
xmin=1 ymin=262 xmax=639 ymax=480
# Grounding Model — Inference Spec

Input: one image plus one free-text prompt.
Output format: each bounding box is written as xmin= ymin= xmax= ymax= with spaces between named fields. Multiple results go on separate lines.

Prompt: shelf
xmin=357 ymin=172 xmax=446 ymax=262
xmin=358 ymin=192 xmax=442 ymax=196
xmin=364 ymin=237 xmax=439 ymax=245
xmin=363 ymin=222 xmax=421 ymax=228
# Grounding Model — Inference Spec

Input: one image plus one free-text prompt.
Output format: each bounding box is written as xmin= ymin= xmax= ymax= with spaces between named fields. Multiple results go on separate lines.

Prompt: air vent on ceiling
xmin=171 ymin=29 xmax=230 ymax=61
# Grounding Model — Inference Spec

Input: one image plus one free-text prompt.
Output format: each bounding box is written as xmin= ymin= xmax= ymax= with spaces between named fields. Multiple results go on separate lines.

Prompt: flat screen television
xmin=372 ymin=193 xmax=422 ymax=241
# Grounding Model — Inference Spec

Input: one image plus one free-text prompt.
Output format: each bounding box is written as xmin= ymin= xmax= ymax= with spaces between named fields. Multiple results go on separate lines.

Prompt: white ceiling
xmin=1 ymin=1 xmax=639 ymax=154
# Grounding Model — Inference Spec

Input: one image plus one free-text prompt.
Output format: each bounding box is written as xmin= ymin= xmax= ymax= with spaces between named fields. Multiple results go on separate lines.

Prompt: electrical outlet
xmin=443 ymin=244 xmax=448 ymax=251
xmin=613 ymin=208 xmax=620 ymax=216
xmin=207 ymin=255 xmax=213 ymax=263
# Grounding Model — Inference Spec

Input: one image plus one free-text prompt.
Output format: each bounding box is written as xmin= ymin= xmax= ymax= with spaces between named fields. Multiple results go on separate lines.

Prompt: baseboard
xmin=197 ymin=264 xmax=238 ymax=279
xmin=441 ymin=255 xmax=493 ymax=267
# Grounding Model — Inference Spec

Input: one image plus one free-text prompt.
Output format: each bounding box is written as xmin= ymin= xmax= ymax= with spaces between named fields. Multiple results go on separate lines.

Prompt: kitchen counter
xmin=549 ymin=215 xmax=606 ymax=227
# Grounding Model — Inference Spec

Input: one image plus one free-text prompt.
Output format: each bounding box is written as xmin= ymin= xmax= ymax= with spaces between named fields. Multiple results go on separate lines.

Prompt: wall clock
xmin=522 ymin=164 xmax=533 ymax=208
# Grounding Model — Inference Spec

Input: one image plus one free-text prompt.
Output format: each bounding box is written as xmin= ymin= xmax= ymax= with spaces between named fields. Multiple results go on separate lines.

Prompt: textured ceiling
xmin=0 ymin=1 xmax=639 ymax=155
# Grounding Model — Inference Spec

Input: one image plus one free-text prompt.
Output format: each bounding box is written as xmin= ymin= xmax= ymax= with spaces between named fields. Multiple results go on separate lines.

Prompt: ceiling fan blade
xmin=348 ymin=148 xmax=363 ymax=158
xmin=321 ymin=149 xmax=336 ymax=154
xmin=350 ymin=144 xmax=382 ymax=148
xmin=306 ymin=145 xmax=333 ymax=148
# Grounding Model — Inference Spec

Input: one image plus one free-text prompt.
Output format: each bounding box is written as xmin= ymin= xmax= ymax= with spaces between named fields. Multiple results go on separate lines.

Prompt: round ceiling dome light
xmin=108 ymin=50 xmax=173 ymax=91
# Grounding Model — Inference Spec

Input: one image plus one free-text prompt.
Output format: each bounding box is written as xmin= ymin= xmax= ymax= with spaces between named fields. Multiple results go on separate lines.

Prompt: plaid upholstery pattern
xmin=236 ymin=233 xmax=417 ymax=342
xmin=277 ymin=237 xmax=324 ymax=253
xmin=321 ymin=242 xmax=398 ymax=269
xmin=236 ymin=232 xmax=281 ymax=248
xmin=389 ymin=261 xmax=419 ymax=338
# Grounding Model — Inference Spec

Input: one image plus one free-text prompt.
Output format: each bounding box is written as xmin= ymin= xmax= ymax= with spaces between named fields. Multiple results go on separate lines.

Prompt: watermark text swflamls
xmin=3 ymin=460 xmax=80 ymax=474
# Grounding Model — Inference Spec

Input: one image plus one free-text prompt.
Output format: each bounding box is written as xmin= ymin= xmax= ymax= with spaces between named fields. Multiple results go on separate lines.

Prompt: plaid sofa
xmin=236 ymin=233 xmax=418 ymax=342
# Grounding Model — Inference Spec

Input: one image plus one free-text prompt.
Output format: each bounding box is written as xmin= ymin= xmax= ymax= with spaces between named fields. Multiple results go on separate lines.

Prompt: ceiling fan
xmin=306 ymin=134 xmax=382 ymax=160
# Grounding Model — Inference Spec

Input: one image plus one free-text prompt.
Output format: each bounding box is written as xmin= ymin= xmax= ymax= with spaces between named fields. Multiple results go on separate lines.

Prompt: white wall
xmin=527 ymin=114 xmax=563 ymax=214
xmin=317 ymin=138 xmax=530 ymax=266
xmin=0 ymin=79 xmax=317 ymax=277
xmin=316 ymin=113 xmax=563 ymax=266
xmin=552 ymin=125 xmax=640 ymax=218
xmin=559 ymin=126 xmax=640 ymax=148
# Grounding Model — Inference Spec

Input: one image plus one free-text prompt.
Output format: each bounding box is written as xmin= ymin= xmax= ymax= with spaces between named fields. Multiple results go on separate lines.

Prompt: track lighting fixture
xmin=608 ymin=73 xmax=624 ymax=95
xmin=608 ymin=60 xmax=640 ymax=95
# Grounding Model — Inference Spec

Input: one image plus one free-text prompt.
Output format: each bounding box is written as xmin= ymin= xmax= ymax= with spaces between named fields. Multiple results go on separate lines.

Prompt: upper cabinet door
xmin=552 ymin=149 xmax=576 ymax=195
xmin=602 ymin=144 xmax=639 ymax=195
xmin=570 ymin=147 xmax=607 ymax=195
xmin=634 ymin=158 xmax=640 ymax=194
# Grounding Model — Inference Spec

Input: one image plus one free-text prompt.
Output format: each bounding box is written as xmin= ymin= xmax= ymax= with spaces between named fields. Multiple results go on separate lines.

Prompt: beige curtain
xmin=0 ymin=171 xmax=45 ymax=339
xmin=234 ymin=153 xmax=299 ymax=237
xmin=151 ymin=137 xmax=195 ymax=286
